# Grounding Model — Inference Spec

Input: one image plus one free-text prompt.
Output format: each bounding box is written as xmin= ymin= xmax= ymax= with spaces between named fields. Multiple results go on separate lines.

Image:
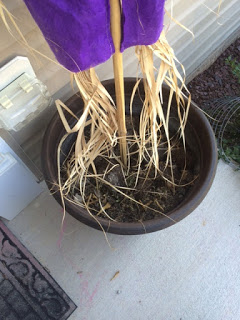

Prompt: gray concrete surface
xmin=4 ymin=160 xmax=240 ymax=320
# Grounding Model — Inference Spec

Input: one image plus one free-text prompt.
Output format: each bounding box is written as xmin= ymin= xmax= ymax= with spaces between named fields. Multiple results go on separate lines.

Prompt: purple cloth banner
xmin=23 ymin=0 xmax=165 ymax=72
xmin=121 ymin=0 xmax=165 ymax=51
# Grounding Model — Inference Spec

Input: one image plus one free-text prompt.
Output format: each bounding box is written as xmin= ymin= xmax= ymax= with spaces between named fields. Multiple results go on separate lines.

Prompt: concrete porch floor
xmin=4 ymin=160 xmax=240 ymax=320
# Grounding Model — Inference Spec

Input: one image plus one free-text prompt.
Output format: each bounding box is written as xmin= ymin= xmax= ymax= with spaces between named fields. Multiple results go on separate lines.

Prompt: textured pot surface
xmin=42 ymin=79 xmax=217 ymax=235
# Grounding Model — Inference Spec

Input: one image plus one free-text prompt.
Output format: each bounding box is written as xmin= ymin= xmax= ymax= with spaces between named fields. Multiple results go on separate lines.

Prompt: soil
xmin=188 ymin=38 xmax=240 ymax=105
xmin=63 ymin=116 xmax=200 ymax=223
xmin=81 ymin=148 xmax=198 ymax=222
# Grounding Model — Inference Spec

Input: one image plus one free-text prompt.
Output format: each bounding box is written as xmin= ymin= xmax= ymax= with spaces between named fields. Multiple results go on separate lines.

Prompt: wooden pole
xmin=110 ymin=0 xmax=127 ymax=167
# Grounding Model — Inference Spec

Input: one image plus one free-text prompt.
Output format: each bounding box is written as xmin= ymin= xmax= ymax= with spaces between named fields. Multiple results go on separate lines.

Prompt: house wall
xmin=1 ymin=0 xmax=239 ymax=99
xmin=0 ymin=0 xmax=239 ymax=170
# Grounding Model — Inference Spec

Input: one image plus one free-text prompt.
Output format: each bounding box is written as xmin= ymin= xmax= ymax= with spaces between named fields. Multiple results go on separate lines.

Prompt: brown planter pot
xmin=41 ymin=78 xmax=217 ymax=235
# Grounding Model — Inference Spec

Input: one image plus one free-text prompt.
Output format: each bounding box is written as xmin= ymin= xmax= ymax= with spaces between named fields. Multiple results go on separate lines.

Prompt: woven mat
xmin=0 ymin=221 xmax=76 ymax=320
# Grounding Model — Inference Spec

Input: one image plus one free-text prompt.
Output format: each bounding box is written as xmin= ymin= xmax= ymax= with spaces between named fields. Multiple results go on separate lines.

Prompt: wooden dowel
xmin=110 ymin=0 xmax=127 ymax=167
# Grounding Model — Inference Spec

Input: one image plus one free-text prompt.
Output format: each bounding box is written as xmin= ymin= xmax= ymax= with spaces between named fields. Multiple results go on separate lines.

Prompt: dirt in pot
xmin=61 ymin=116 xmax=200 ymax=223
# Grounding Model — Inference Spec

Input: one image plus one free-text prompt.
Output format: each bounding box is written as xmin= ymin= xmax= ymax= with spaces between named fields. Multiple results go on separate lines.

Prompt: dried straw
xmin=133 ymin=31 xmax=191 ymax=185
xmin=56 ymin=69 xmax=120 ymax=227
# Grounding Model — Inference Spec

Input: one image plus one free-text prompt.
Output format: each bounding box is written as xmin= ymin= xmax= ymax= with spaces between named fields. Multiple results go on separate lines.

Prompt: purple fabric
xmin=121 ymin=0 xmax=165 ymax=52
xmin=23 ymin=0 xmax=114 ymax=72
xmin=23 ymin=0 xmax=165 ymax=72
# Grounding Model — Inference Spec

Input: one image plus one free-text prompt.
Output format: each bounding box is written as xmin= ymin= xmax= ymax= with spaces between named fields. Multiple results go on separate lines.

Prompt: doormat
xmin=0 ymin=221 xmax=77 ymax=320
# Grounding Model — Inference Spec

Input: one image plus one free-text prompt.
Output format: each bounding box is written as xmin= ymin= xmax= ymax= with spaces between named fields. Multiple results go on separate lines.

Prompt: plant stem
xmin=110 ymin=0 xmax=127 ymax=167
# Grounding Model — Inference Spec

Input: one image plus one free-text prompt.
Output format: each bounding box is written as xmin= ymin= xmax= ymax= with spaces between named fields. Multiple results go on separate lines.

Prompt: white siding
xmin=0 ymin=0 xmax=239 ymax=167
xmin=164 ymin=0 xmax=240 ymax=81
xmin=0 ymin=0 xmax=70 ymax=101
xmin=0 ymin=0 xmax=239 ymax=99
xmin=120 ymin=0 xmax=240 ymax=83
